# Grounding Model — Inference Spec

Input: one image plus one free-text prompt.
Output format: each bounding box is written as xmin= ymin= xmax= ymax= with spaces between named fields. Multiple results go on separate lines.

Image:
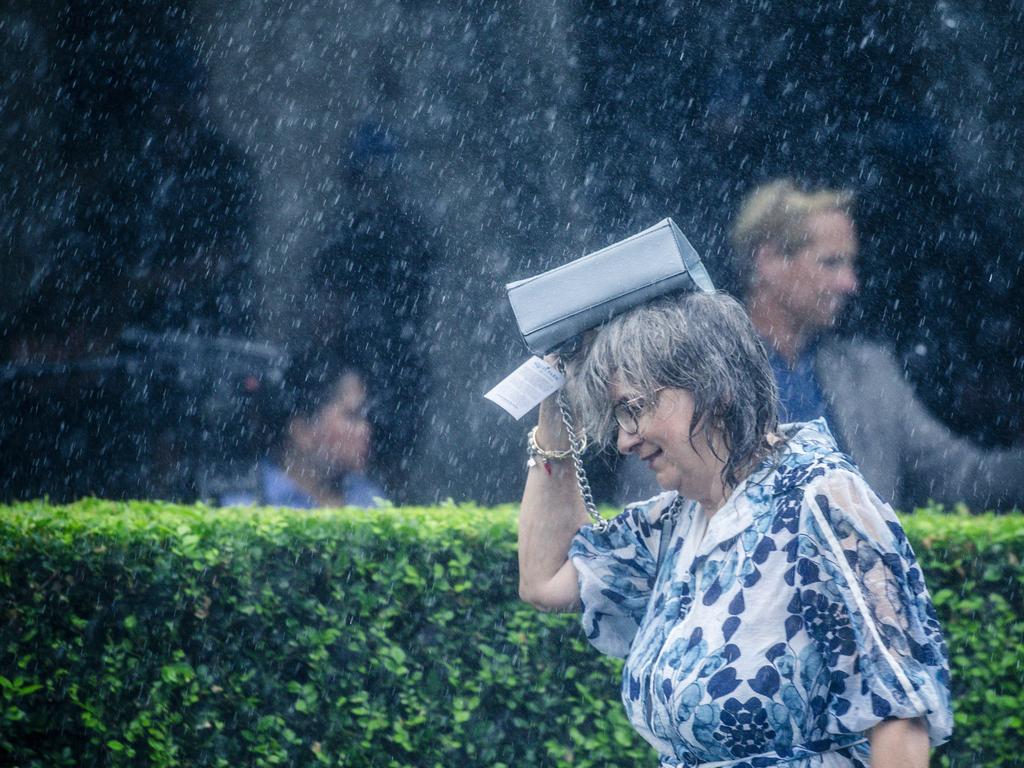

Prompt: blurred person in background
xmin=219 ymin=354 xmax=385 ymax=509
xmin=618 ymin=178 xmax=1024 ymax=512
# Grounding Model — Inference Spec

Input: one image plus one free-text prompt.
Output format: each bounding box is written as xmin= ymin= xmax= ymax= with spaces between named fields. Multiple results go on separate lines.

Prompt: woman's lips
xmin=643 ymin=449 xmax=662 ymax=468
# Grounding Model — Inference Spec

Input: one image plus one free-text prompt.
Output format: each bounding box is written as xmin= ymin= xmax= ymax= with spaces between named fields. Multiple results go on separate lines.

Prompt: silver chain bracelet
xmin=555 ymin=386 xmax=608 ymax=531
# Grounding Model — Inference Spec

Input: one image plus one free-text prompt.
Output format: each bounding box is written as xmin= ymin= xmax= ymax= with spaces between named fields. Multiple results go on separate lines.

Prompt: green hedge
xmin=0 ymin=501 xmax=1021 ymax=767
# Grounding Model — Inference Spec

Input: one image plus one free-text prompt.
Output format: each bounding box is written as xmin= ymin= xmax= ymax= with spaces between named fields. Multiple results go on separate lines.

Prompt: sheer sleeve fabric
xmin=796 ymin=470 xmax=952 ymax=746
xmin=568 ymin=493 xmax=675 ymax=659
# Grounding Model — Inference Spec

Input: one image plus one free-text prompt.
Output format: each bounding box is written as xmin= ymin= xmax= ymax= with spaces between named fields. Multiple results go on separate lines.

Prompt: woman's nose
xmin=617 ymin=426 xmax=642 ymax=455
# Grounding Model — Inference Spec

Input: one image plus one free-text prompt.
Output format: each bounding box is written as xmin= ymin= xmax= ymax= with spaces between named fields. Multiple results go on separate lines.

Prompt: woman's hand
xmin=517 ymin=362 xmax=590 ymax=612
xmin=868 ymin=717 xmax=929 ymax=768
xmin=533 ymin=373 xmax=571 ymax=451
xmin=533 ymin=353 xmax=571 ymax=448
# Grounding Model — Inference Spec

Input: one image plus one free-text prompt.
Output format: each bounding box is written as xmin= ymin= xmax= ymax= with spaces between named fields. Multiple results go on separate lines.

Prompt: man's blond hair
xmin=730 ymin=178 xmax=854 ymax=292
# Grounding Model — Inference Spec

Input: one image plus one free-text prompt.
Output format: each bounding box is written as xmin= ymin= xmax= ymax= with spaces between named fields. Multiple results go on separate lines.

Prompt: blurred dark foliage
xmin=52 ymin=0 xmax=258 ymax=337
xmin=2 ymin=0 xmax=260 ymax=502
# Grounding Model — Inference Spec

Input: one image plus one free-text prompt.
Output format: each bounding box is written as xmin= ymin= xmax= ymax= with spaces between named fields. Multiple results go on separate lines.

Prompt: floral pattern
xmin=569 ymin=420 xmax=952 ymax=767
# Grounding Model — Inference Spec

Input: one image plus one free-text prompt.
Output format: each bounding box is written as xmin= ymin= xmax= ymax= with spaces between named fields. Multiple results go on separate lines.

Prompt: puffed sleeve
xmin=568 ymin=492 xmax=675 ymax=659
xmin=793 ymin=469 xmax=953 ymax=746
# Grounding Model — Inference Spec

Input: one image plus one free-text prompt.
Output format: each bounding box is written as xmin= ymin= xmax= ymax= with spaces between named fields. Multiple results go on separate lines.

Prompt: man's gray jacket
xmin=814 ymin=337 xmax=1024 ymax=512
xmin=617 ymin=336 xmax=1024 ymax=512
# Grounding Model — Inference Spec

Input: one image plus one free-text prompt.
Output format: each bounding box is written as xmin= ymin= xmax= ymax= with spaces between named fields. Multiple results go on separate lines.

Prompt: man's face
xmin=756 ymin=210 xmax=860 ymax=332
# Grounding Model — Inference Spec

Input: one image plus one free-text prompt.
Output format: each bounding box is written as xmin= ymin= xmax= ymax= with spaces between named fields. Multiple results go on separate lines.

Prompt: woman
xmin=220 ymin=357 xmax=385 ymax=509
xmin=518 ymin=291 xmax=951 ymax=768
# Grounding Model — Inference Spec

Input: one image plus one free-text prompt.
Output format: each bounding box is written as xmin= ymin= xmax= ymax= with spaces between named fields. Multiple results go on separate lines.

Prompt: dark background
xmin=2 ymin=0 xmax=1022 ymax=505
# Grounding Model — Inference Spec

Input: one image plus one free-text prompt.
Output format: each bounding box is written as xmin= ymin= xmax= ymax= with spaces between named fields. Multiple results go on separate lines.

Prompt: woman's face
xmin=611 ymin=377 xmax=727 ymax=501
xmin=294 ymin=372 xmax=372 ymax=475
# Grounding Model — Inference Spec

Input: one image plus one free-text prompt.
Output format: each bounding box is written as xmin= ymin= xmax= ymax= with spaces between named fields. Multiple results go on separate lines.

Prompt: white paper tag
xmin=484 ymin=356 xmax=565 ymax=420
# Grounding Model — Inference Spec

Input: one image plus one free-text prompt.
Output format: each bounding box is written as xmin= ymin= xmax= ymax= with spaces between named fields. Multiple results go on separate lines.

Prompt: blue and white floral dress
xmin=569 ymin=420 xmax=952 ymax=768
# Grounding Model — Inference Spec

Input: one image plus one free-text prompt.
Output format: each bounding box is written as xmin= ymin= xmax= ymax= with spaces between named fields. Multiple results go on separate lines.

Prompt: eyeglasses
xmin=612 ymin=390 xmax=662 ymax=435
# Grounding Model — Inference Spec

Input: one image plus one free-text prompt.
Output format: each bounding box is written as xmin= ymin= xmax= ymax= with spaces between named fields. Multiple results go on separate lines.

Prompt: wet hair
xmin=729 ymin=178 xmax=854 ymax=294
xmin=566 ymin=291 xmax=779 ymax=489
xmin=285 ymin=355 xmax=364 ymax=422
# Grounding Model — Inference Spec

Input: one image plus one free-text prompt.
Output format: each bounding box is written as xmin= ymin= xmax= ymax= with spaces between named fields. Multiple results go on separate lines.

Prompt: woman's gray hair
xmin=565 ymin=291 xmax=779 ymax=489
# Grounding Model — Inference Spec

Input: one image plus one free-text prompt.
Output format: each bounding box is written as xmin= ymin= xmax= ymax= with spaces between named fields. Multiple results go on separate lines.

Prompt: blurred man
xmin=620 ymin=178 xmax=1024 ymax=512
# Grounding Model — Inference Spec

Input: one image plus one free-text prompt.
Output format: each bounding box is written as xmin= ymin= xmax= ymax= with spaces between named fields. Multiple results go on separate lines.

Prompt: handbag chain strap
xmin=555 ymin=385 xmax=608 ymax=532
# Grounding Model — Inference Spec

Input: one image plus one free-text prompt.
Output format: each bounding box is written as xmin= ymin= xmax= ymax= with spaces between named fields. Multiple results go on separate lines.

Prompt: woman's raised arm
xmin=517 ymin=394 xmax=590 ymax=611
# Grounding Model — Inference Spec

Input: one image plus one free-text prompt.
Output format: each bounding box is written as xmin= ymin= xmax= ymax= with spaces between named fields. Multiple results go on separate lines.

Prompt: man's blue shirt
xmin=765 ymin=339 xmax=828 ymax=424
